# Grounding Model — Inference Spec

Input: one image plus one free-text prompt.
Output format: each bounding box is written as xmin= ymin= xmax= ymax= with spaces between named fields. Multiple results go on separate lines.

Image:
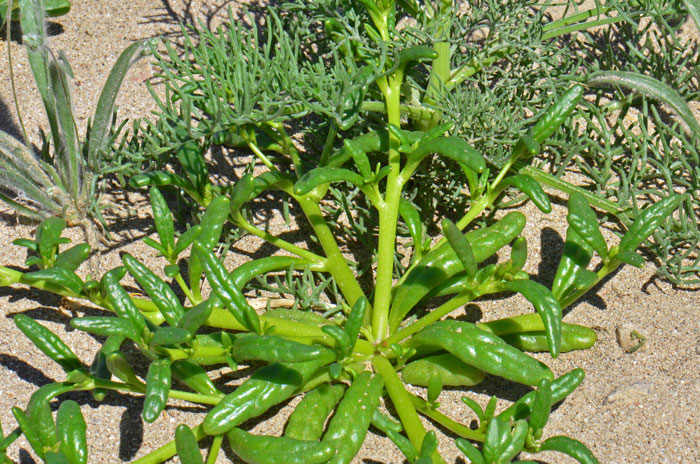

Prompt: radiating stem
xmin=206 ymin=434 xmax=224 ymax=464
xmin=131 ymin=425 xmax=206 ymax=464
xmin=0 ymin=266 xmax=163 ymax=323
xmin=558 ymin=260 xmax=621 ymax=309
xmin=385 ymin=292 xmax=476 ymax=346
xmin=319 ymin=121 xmax=338 ymax=167
xmin=410 ymin=394 xmax=484 ymax=442
xmin=90 ymin=379 xmax=222 ymax=405
xmin=372 ymin=355 xmax=444 ymax=463
xmin=234 ymin=213 xmax=326 ymax=263
xmin=0 ymin=426 xmax=21 ymax=452
xmin=174 ymin=272 xmax=196 ymax=305
xmin=517 ymin=164 xmax=629 ymax=221
xmin=204 ymin=304 xmax=375 ymax=357
xmin=168 ymin=389 xmax=223 ymax=405
xmin=247 ymin=141 xmax=277 ymax=172
xmin=296 ymin=196 xmax=366 ymax=307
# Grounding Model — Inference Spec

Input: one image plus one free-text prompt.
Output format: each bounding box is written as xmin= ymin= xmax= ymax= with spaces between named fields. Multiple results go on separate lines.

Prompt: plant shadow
xmin=145 ymin=0 xmax=249 ymax=45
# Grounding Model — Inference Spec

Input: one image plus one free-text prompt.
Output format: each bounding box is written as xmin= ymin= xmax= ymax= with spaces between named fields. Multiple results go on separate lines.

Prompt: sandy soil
xmin=1 ymin=1 xmax=699 ymax=463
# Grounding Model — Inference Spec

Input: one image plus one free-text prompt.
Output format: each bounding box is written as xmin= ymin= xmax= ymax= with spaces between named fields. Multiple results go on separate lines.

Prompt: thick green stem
xmin=477 ymin=312 xmax=550 ymax=335
xmin=410 ymin=394 xmax=484 ymax=442
xmin=420 ymin=195 xmax=489 ymax=255
xmin=372 ymin=79 xmax=403 ymax=341
xmin=372 ymin=356 xmax=445 ymax=463
xmin=1 ymin=266 xmax=75 ymax=297
xmin=296 ymin=196 xmax=366 ymax=307
xmin=517 ymin=164 xmax=628 ymax=220
xmin=0 ymin=266 xmax=163 ymax=322
xmin=168 ymin=389 xmax=222 ymax=405
xmin=204 ymin=307 xmax=376 ymax=355
xmin=207 ymin=307 xmax=329 ymax=340
xmin=266 ymin=122 xmax=303 ymax=176
xmin=90 ymin=379 xmax=222 ymax=406
xmin=455 ymin=195 xmax=491 ymax=232
xmin=425 ymin=41 xmax=451 ymax=105
xmin=361 ymin=101 xmax=437 ymax=123
xmin=0 ymin=426 xmax=21 ymax=452
xmin=206 ymin=434 xmax=224 ymax=464
xmin=247 ymin=141 xmax=277 ymax=172
xmin=420 ymin=0 xmax=452 ymax=128
xmin=447 ymin=52 xmax=504 ymax=89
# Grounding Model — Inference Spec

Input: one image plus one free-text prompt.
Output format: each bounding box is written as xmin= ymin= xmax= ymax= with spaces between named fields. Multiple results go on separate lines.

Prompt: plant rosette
xmin=0 ymin=0 xmax=687 ymax=463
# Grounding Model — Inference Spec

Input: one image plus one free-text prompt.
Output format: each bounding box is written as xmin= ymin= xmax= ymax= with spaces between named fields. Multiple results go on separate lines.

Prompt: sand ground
xmin=0 ymin=1 xmax=699 ymax=463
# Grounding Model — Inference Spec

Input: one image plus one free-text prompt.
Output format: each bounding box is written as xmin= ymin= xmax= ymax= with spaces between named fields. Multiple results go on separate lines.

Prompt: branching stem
xmin=372 ymin=76 xmax=403 ymax=341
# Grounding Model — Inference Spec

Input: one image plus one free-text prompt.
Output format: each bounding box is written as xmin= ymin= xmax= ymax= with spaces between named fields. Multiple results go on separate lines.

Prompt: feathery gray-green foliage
xmin=545 ymin=0 xmax=700 ymax=285
xmin=122 ymin=0 xmax=700 ymax=285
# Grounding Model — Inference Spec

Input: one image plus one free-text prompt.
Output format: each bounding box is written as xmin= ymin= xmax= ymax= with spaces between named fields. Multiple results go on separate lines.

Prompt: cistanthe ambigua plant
xmin=0 ymin=0 xmax=687 ymax=463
